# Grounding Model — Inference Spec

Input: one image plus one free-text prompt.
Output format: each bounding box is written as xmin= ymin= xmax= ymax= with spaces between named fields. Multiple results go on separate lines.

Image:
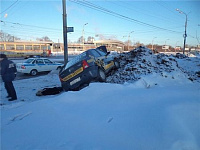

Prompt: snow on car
xmin=16 ymin=58 xmax=63 ymax=75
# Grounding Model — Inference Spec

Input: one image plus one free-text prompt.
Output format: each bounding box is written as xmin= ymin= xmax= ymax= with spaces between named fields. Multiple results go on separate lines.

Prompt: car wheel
xmin=30 ymin=69 xmax=38 ymax=76
xmin=98 ymin=68 xmax=106 ymax=82
xmin=114 ymin=60 xmax=120 ymax=69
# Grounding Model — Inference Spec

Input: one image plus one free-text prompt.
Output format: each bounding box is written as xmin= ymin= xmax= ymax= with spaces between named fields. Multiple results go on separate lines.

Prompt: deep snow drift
xmin=0 ymin=47 xmax=200 ymax=150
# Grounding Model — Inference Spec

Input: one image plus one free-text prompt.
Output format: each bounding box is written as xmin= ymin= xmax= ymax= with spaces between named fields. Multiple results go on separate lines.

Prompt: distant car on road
xmin=16 ymin=58 xmax=63 ymax=76
xmin=59 ymin=46 xmax=120 ymax=91
xmin=24 ymin=55 xmax=41 ymax=59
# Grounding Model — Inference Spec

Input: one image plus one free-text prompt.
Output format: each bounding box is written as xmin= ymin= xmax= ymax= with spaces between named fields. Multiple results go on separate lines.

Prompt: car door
xmin=44 ymin=59 xmax=55 ymax=71
xmin=35 ymin=59 xmax=46 ymax=72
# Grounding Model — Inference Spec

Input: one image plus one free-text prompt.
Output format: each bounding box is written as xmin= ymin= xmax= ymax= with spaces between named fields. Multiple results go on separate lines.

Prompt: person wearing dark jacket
xmin=0 ymin=54 xmax=17 ymax=101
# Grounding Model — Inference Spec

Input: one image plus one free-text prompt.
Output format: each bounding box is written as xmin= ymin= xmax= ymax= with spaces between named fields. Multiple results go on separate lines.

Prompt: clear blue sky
xmin=1 ymin=0 xmax=200 ymax=47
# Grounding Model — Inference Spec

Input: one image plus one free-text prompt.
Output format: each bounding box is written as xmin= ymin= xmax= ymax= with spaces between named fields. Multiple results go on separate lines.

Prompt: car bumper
xmin=17 ymin=69 xmax=29 ymax=74
xmin=61 ymin=66 xmax=99 ymax=91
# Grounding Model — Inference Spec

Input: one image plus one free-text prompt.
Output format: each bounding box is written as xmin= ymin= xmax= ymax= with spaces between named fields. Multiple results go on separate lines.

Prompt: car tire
xmin=114 ymin=60 xmax=120 ymax=69
xmin=30 ymin=69 xmax=38 ymax=76
xmin=98 ymin=68 xmax=106 ymax=82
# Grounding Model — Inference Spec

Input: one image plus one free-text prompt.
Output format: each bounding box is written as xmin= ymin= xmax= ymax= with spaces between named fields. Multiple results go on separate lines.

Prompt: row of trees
xmin=0 ymin=31 xmax=145 ymax=47
xmin=0 ymin=31 xmax=52 ymax=42
xmin=0 ymin=31 xmax=19 ymax=42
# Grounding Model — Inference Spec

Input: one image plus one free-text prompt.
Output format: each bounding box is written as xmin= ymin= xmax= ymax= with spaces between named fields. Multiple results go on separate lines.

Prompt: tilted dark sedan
xmin=59 ymin=46 xmax=119 ymax=91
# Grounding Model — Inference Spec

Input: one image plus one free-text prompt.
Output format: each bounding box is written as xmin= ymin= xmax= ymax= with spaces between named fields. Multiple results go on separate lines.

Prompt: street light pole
xmin=165 ymin=39 xmax=169 ymax=52
xmin=62 ymin=0 xmax=68 ymax=65
xmin=82 ymin=23 xmax=88 ymax=51
xmin=128 ymin=31 xmax=134 ymax=51
xmin=176 ymin=9 xmax=190 ymax=55
xmin=175 ymin=41 xmax=179 ymax=53
xmin=152 ymin=37 xmax=157 ymax=51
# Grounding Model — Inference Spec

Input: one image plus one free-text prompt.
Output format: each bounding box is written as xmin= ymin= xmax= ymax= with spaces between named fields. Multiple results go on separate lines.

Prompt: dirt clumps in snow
xmin=107 ymin=46 xmax=200 ymax=84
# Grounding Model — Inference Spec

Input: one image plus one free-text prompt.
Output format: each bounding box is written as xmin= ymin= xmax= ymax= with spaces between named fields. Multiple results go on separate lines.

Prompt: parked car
xmin=16 ymin=58 xmax=63 ymax=75
xmin=59 ymin=46 xmax=120 ymax=91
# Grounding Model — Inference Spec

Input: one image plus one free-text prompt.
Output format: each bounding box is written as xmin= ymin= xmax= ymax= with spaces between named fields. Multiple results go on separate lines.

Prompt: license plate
xmin=70 ymin=77 xmax=81 ymax=86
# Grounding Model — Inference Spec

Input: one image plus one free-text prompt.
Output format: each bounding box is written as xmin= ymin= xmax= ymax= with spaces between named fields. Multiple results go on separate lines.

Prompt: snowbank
xmin=1 ymin=78 xmax=200 ymax=150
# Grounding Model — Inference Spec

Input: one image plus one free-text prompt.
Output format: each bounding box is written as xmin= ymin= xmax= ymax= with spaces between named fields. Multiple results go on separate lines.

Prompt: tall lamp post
xmin=176 ymin=9 xmax=190 ymax=55
xmin=152 ymin=37 xmax=157 ymax=51
xmin=62 ymin=0 xmax=68 ymax=65
xmin=196 ymin=24 xmax=200 ymax=44
xmin=82 ymin=23 xmax=88 ymax=51
xmin=165 ymin=39 xmax=169 ymax=52
xmin=128 ymin=31 xmax=134 ymax=51
xmin=175 ymin=41 xmax=179 ymax=53
xmin=122 ymin=36 xmax=127 ymax=51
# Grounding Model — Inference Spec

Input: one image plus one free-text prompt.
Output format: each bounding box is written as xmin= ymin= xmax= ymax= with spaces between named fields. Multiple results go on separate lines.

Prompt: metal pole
xmin=176 ymin=9 xmax=189 ymax=55
xmin=62 ymin=0 xmax=68 ymax=65
xmin=82 ymin=23 xmax=88 ymax=51
xmin=128 ymin=31 xmax=134 ymax=51
xmin=164 ymin=39 xmax=169 ymax=52
xmin=175 ymin=41 xmax=179 ymax=53
xmin=183 ymin=14 xmax=187 ymax=55
xmin=152 ymin=37 xmax=157 ymax=50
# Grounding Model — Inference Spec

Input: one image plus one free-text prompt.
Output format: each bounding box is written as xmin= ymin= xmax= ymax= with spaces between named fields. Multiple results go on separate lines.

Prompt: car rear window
xmin=44 ymin=59 xmax=53 ymax=64
xmin=36 ymin=59 xmax=44 ymax=64
xmin=96 ymin=49 xmax=107 ymax=56
xmin=89 ymin=49 xmax=101 ymax=57
xmin=65 ymin=52 xmax=87 ymax=69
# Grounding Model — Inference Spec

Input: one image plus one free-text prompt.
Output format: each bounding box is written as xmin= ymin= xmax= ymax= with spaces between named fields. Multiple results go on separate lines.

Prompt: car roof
xmin=28 ymin=58 xmax=49 ymax=59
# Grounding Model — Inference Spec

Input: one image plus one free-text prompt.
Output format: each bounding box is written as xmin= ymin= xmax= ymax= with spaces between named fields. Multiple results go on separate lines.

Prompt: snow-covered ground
xmin=1 ymin=47 xmax=200 ymax=150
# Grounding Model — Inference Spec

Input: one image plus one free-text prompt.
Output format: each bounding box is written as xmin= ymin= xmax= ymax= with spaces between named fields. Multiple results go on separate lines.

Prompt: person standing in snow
xmin=0 ymin=54 xmax=17 ymax=101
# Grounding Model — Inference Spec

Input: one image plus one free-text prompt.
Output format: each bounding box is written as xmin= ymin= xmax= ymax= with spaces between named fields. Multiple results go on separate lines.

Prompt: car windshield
xmin=24 ymin=58 xmax=34 ymax=64
xmin=65 ymin=52 xmax=87 ymax=69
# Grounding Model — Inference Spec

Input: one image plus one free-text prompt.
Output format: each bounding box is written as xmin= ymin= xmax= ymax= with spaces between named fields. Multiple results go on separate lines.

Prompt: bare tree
xmin=36 ymin=36 xmax=52 ymax=42
xmin=0 ymin=31 xmax=18 ymax=42
xmin=77 ymin=36 xmax=84 ymax=43
xmin=87 ymin=36 xmax=95 ymax=42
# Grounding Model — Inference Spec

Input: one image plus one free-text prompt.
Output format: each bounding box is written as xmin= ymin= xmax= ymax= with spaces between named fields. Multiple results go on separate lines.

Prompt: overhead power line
xmin=0 ymin=0 xmax=19 ymax=14
xmin=109 ymin=1 xmax=179 ymax=24
xmin=69 ymin=0 xmax=182 ymax=34
xmin=0 ymin=20 xmax=61 ymax=31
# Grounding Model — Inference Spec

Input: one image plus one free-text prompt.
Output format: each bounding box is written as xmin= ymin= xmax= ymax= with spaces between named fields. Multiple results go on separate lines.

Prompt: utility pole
xmin=82 ymin=23 xmax=88 ymax=51
xmin=175 ymin=41 xmax=179 ymax=53
xmin=165 ymin=39 xmax=169 ymax=52
xmin=176 ymin=9 xmax=190 ymax=55
xmin=152 ymin=37 xmax=157 ymax=51
xmin=62 ymin=0 xmax=68 ymax=65
xmin=128 ymin=31 xmax=134 ymax=51
xmin=183 ymin=14 xmax=188 ymax=55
